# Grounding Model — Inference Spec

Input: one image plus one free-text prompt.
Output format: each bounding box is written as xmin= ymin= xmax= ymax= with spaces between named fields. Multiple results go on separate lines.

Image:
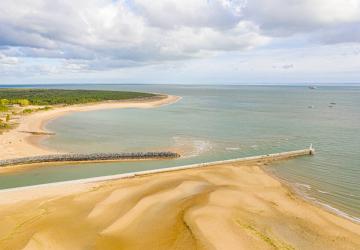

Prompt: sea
xmin=0 ymin=84 xmax=359 ymax=222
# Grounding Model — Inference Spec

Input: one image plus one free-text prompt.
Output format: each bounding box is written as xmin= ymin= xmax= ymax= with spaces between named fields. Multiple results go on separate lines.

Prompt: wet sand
xmin=0 ymin=161 xmax=359 ymax=250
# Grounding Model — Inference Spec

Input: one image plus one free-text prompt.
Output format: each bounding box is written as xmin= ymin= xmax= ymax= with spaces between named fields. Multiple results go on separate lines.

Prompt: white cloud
xmin=0 ymin=0 xmax=265 ymax=65
xmin=131 ymin=0 xmax=246 ymax=29
xmin=0 ymin=0 xmax=359 ymax=80
xmin=243 ymin=0 xmax=360 ymax=38
xmin=0 ymin=53 xmax=20 ymax=65
xmin=272 ymin=64 xmax=294 ymax=70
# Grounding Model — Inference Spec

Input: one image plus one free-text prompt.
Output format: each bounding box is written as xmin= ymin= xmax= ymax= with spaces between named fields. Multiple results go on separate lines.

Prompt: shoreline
xmin=0 ymin=160 xmax=359 ymax=249
xmin=0 ymin=148 xmax=313 ymax=190
xmin=0 ymin=94 xmax=181 ymax=161
xmin=1 ymin=92 xmax=359 ymax=247
xmin=261 ymin=164 xmax=360 ymax=224
xmin=1 ymin=148 xmax=359 ymax=225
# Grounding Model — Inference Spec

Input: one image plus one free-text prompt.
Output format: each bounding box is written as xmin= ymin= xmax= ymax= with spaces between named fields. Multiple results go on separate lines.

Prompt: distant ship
xmin=308 ymin=86 xmax=317 ymax=89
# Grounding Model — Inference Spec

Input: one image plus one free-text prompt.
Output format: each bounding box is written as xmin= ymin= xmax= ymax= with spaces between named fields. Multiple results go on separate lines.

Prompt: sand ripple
xmin=0 ymin=162 xmax=359 ymax=250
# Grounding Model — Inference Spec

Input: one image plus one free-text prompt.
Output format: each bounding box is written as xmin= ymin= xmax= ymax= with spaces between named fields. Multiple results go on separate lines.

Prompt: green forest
xmin=0 ymin=89 xmax=157 ymax=106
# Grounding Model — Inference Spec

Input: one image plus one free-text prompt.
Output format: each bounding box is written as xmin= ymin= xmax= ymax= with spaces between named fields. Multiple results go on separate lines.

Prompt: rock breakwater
xmin=0 ymin=152 xmax=180 ymax=167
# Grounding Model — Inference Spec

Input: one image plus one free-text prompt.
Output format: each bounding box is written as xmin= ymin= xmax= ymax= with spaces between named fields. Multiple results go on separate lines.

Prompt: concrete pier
xmin=0 ymin=146 xmax=314 ymax=191
xmin=0 ymin=146 xmax=313 ymax=169
xmin=127 ymin=146 xmax=315 ymax=177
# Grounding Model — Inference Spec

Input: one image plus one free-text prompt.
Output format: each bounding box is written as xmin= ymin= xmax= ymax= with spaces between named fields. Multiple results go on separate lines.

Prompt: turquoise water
xmin=0 ymin=84 xmax=359 ymax=221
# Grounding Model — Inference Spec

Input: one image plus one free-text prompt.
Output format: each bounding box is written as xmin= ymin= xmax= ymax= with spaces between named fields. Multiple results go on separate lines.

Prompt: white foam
xmin=172 ymin=136 xmax=213 ymax=158
xmin=295 ymin=182 xmax=312 ymax=190
xmin=317 ymin=189 xmax=330 ymax=194
xmin=187 ymin=140 xmax=213 ymax=157
xmin=316 ymin=201 xmax=360 ymax=224
xmin=342 ymin=192 xmax=357 ymax=197
xmin=225 ymin=147 xmax=240 ymax=151
xmin=292 ymin=183 xmax=360 ymax=224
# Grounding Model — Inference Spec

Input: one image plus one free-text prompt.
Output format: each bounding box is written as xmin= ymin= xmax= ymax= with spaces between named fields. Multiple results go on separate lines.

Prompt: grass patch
xmin=0 ymin=105 xmax=8 ymax=112
xmin=22 ymin=109 xmax=33 ymax=114
xmin=237 ymin=221 xmax=295 ymax=250
xmin=0 ymin=120 xmax=15 ymax=134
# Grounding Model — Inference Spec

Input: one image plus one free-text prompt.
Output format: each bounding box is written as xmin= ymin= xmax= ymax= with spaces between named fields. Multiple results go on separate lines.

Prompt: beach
xmin=0 ymin=160 xmax=359 ymax=249
xmin=0 ymin=95 xmax=180 ymax=161
xmin=0 ymin=87 xmax=359 ymax=249
xmin=1 ymin=0 xmax=359 ymax=248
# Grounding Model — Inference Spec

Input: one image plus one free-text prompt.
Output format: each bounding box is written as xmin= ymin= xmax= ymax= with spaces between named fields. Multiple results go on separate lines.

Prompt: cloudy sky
xmin=0 ymin=0 xmax=359 ymax=85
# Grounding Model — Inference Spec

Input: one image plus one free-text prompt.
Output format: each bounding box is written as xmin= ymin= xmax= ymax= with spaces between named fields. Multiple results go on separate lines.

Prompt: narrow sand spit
xmin=0 ymin=95 xmax=180 ymax=160
xmin=0 ymin=161 xmax=359 ymax=250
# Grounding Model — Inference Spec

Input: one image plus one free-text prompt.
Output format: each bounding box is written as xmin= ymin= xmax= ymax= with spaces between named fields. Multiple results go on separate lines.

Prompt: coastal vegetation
xmin=0 ymin=88 xmax=158 ymax=133
xmin=22 ymin=106 xmax=52 ymax=114
xmin=0 ymin=89 xmax=156 ymax=105
xmin=0 ymin=105 xmax=8 ymax=112
xmin=0 ymin=119 xmax=11 ymax=130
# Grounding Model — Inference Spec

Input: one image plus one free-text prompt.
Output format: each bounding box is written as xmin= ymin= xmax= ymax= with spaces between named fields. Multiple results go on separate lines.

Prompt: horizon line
xmin=1 ymin=82 xmax=360 ymax=87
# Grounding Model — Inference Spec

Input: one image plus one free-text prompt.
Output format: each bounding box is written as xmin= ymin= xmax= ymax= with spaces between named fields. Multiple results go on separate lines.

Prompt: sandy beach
xmin=0 ymin=95 xmax=180 ymax=161
xmin=0 ymin=160 xmax=359 ymax=250
xmin=1 ymin=1 xmax=358 ymax=249
xmin=1 ymin=91 xmax=359 ymax=250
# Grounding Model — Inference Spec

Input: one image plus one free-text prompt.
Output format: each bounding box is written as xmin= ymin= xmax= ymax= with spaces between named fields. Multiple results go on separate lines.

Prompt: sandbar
xmin=0 ymin=160 xmax=359 ymax=249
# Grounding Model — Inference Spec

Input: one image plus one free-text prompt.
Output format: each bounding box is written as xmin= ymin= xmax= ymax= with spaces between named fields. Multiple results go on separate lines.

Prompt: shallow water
xmin=0 ymin=84 xmax=359 ymax=221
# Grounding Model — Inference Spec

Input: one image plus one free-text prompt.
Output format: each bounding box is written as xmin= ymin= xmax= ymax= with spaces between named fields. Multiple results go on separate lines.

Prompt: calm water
xmin=0 ymin=84 xmax=359 ymax=221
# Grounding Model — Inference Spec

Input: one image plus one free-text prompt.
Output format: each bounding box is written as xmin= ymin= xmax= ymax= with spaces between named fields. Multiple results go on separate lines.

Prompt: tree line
xmin=0 ymin=89 xmax=156 ymax=106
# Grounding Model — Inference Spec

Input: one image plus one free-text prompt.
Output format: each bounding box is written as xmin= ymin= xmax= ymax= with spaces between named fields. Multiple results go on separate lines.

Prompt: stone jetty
xmin=0 ymin=152 xmax=180 ymax=167
xmin=0 ymin=146 xmax=315 ymax=192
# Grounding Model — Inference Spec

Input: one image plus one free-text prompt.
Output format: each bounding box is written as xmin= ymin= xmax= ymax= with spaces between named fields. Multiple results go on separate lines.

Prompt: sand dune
xmin=0 ymin=162 xmax=359 ymax=250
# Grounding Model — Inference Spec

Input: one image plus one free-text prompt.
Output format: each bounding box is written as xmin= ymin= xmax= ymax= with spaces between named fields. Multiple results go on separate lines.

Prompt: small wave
xmin=342 ymin=192 xmax=357 ymax=198
xmin=317 ymin=189 xmax=357 ymax=198
xmin=317 ymin=189 xmax=330 ymax=194
xmin=225 ymin=147 xmax=240 ymax=151
xmin=295 ymin=183 xmax=312 ymax=190
xmin=293 ymin=184 xmax=360 ymax=223
xmin=316 ymin=202 xmax=360 ymax=224
xmin=172 ymin=136 xmax=213 ymax=158
xmin=188 ymin=140 xmax=213 ymax=157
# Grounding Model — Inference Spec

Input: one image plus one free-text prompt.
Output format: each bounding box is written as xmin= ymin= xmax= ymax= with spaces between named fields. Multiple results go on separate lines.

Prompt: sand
xmin=0 ymin=161 xmax=359 ymax=250
xmin=1 ymin=93 xmax=359 ymax=249
xmin=0 ymin=95 xmax=180 ymax=161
